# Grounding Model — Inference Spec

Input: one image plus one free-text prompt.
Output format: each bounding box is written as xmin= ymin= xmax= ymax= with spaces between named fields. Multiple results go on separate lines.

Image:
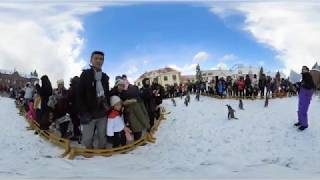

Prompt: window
xmin=153 ymin=78 xmax=158 ymax=82
xmin=172 ymin=75 xmax=177 ymax=81
xmin=238 ymin=70 xmax=242 ymax=74
xmin=208 ymin=73 xmax=213 ymax=76
xmin=137 ymin=82 xmax=141 ymax=86
xmin=164 ymin=76 xmax=168 ymax=81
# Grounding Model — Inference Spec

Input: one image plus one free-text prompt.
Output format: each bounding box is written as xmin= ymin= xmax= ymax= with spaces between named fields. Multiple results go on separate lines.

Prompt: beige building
xmin=181 ymin=75 xmax=196 ymax=84
xmin=135 ymin=67 xmax=181 ymax=88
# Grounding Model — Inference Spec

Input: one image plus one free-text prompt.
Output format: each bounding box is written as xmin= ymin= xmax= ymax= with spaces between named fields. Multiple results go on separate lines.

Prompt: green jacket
xmin=125 ymin=101 xmax=150 ymax=132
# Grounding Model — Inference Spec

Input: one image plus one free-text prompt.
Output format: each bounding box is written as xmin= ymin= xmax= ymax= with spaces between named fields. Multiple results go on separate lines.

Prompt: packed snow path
xmin=1 ymin=96 xmax=320 ymax=179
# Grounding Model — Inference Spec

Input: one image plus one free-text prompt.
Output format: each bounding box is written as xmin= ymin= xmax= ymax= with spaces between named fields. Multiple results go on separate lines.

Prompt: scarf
xmin=94 ymin=70 xmax=105 ymax=97
xmin=108 ymin=109 xmax=121 ymax=119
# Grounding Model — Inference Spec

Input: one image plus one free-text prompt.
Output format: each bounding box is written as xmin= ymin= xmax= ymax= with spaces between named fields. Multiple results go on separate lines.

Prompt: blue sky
xmin=2 ymin=2 xmax=318 ymax=86
xmin=79 ymin=3 xmax=281 ymax=82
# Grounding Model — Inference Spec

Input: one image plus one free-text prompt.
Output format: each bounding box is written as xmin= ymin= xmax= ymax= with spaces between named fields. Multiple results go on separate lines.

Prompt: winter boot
xmin=294 ymin=122 xmax=301 ymax=127
xmin=298 ymin=126 xmax=308 ymax=131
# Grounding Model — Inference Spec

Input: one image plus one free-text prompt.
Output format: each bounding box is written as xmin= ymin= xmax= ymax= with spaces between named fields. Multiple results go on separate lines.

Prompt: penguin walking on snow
xmin=171 ymin=98 xmax=176 ymax=107
xmin=226 ymin=104 xmax=238 ymax=120
xmin=196 ymin=92 xmax=200 ymax=101
xmin=239 ymin=99 xmax=244 ymax=110
xmin=264 ymin=95 xmax=269 ymax=107
xmin=184 ymin=97 xmax=189 ymax=106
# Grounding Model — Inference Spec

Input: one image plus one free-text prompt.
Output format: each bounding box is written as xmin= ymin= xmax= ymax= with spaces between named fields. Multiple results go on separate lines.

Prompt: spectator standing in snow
xmin=237 ymin=77 xmax=245 ymax=98
xmin=217 ymin=78 xmax=226 ymax=97
xmin=52 ymin=80 xmax=70 ymax=138
xmin=24 ymin=83 xmax=33 ymax=110
xmin=140 ymin=78 xmax=156 ymax=129
xmin=39 ymin=75 xmax=53 ymax=130
xmin=78 ymin=51 xmax=110 ymax=149
xmin=110 ymin=79 xmax=151 ymax=141
xmin=259 ymin=74 xmax=267 ymax=98
xmin=68 ymin=76 xmax=81 ymax=141
xmin=33 ymin=84 xmax=42 ymax=123
xmin=294 ymin=66 xmax=315 ymax=131
xmin=151 ymin=80 xmax=164 ymax=120
xmin=106 ymin=96 xmax=127 ymax=147
xmin=252 ymin=74 xmax=259 ymax=97
xmin=245 ymin=75 xmax=252 ymax=97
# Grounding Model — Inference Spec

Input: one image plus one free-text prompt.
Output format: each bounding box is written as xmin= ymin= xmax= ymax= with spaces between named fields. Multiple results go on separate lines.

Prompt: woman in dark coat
xmin=140 ymin=78 xmax=156 ymax=129
xmin=245 ymin=75 xmax=252 ymax=97
xmin=39 ymin=75 xmax=53 ymax=130
xmin=259 ymin=74 xmax=267 ymax=97
xmin=68 ymin=76 xmax=81 ymax=141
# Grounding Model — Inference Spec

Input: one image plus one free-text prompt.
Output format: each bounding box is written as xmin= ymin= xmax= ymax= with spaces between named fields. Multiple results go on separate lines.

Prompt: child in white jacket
xmin=107 ymin=96 xmax=128 ymax=148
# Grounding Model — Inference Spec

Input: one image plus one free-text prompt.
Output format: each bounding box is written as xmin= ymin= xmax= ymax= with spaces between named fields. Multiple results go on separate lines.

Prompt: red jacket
xmin=107 ymin=109 xmax=121 ymax=119
xmin=237 ymin=80 xmax=245 ymax=91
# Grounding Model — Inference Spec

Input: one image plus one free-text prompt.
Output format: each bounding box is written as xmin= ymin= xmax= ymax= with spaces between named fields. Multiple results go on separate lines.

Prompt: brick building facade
xmin=0 ymin=70 xmax=38 ymax=92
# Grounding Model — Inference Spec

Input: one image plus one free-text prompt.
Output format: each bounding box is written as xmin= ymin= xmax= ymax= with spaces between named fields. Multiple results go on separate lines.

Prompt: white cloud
xmin=211 ymin=2 xmax=320 ymax=75
xmin=208 ymin=53 xmax=235 ymax=70
xmin=0 ymin=2 xmax=107 ymax=87
xmin=211 ymin=62 xmax=228 ymax=70
xmin=119 ymin=51 xmax=201 ymax=83
xmin=168 ymin=63 xmax=197 ymax=75
xmin=126 ymin=65 xmax=138 ymax=76
xmin=219 ymin=53 xmax=237 ymax=62
xmin=114 ymin=55 xmax=153 ymax=85
xmin=193 ymin=51 xmax=209 ymax=63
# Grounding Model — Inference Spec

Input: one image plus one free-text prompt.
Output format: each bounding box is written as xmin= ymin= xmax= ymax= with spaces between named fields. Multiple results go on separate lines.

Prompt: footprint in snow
xmin=200 ymin=161 xmax=213 ymax=166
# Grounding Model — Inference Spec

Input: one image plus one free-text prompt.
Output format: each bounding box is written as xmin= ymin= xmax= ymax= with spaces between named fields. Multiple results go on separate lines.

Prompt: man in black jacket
xmin=259 ymin=74 xmax=267 ymax=98
xmin=151 ymin=80 xmax=164 ymax=120
xmin=78 ymin=51 xmax=110 ymax=149
xmin=140 ymin=78 xmax=156 ymax=129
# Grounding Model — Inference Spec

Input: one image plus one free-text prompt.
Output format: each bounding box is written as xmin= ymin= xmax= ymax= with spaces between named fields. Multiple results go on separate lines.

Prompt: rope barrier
xmin=16 ymin=102 xmax=166 ymax=160
xmin=16 ymin=91 xmax=290 ymax=159
xmin=170 ymin=93 xmax=294 ymax=100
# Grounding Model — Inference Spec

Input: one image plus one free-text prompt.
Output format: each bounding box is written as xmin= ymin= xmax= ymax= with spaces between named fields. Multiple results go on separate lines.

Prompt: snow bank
xmin=0 ymin=95 xmax=320 ymax=179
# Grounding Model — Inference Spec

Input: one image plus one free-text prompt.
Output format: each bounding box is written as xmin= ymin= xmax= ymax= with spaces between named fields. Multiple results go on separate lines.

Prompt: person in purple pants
xmin=294 ymin=66 xmax=315 ymax=131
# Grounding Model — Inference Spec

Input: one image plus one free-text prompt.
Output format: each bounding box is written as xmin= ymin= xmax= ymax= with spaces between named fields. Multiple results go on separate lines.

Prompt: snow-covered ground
xmin=1 ymin=95 xmax=320 ymax=179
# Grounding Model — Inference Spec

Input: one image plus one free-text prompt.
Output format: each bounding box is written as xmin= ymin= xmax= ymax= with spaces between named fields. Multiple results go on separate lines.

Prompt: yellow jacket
xmin=33 ymin=95 xmax=41 ymax=110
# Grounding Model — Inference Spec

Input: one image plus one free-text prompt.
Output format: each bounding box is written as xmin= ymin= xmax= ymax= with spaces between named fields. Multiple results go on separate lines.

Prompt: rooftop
xmin=137 ymin=67 xmax=179 ymax=80
xmin=0 ymin=69 xmax=38 ymax=79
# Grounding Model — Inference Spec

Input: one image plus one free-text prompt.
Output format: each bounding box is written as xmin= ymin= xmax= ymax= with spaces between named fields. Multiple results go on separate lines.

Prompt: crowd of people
xmin=164 ymin=74 xmax=299 ymax=99
xmin=11 ymin=51 xmax=165 ymax=149
xmin=1 ymin=51 xmax=316 ymax=150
